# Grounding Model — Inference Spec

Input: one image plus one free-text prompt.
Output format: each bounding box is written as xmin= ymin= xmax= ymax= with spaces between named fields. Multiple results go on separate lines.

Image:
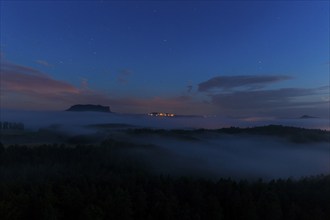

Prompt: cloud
xmin=198 ymin=75 xmax=292 ymax=92
xmin=0 ymin=60 xmax=109 ymax=109
xmin=211 ymin=88 xmax=323 ymax=108
xmin=324 ymin=61 xmax=330 ymax=65
xmin=117 ymin=69 xmax=132 ymax=84
xmin=2 ymin=60 xmax=48 ymax=77
xmin=187 ymin=85 xmax=193 ymax=93
xmin=186 ymin=80 xmax=193 ymax=93
xmin=195 ymin=74 xmax=329 ymax=117
xmin=2 ymin=60 xmax=327 ymax=118
xmin=1 ymin=61 xmax=79 ymax=95
xmin=0 ymin=60 xmax=201 ymax=114
xmin=80 ymin=78 xmax=89 ymax=90
xmin=36 ymin=60 xmax=52 ymax=67
xmin=209 ymin=87 xmax=329 ymax=117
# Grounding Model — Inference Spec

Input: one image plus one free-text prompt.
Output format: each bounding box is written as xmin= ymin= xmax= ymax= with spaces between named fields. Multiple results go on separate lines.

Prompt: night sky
xmin=1 ymin=1 xmax=329 ymax=118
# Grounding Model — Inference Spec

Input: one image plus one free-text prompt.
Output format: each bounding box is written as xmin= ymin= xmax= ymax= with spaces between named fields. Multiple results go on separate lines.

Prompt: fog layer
xmin=124 ymin=134 xmax=330 ymax=180
xmin=1 ymin=110 xmax=329 ymax=180
xmin=1 ymin=110 xmax=329 ymax=131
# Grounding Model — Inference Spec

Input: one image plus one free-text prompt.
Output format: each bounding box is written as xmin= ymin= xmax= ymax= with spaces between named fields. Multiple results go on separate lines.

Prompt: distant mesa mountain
xmin=66 ymin=104 xmax=111 ymax=112
xmin=300 ymin=115 xmax=318 ymax=119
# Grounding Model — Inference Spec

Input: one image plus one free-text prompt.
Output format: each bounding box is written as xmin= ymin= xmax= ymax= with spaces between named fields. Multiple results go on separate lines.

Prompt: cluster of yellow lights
xmin=148 ymin=112 xmax=175 ymax=117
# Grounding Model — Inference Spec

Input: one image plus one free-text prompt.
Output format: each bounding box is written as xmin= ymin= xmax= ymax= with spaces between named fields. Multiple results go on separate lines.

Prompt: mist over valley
xmin=1 ymin=110 xmax=329 ymax=180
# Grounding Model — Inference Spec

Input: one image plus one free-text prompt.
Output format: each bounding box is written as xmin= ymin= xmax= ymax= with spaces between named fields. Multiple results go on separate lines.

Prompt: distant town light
xmin=148 ymin=112 xmax=175 ymax=117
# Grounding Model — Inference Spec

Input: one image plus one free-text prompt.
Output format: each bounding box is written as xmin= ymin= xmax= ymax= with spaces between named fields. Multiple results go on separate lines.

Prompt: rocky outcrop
xmin=66 ymin=104 xmax=111 ymax=112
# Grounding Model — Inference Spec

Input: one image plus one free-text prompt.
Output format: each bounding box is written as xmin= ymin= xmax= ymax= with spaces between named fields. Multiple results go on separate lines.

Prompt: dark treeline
xmin=127 ymin=125 xmax=330 ymax=143
xmin=0 ymin=121 xmax=25 ymax=130
xmin=218 ymin=125 xmax=330 ymax=143
xmin=0 ymin=141 xmax=329 ymax=220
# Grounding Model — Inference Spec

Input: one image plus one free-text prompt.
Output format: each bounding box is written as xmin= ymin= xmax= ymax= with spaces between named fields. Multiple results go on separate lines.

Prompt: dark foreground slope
xmin=0 ymin=142 xmax=329 ymax=220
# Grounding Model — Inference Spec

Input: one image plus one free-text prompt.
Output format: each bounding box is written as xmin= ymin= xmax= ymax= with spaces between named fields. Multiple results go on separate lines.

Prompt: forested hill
xmin=127 ymin=125 xmax=330 ymax=143
xmin=217 ymin=125 xmax=329 ymax=142
xmin=0 ymin=143 xmax=329 ymax=220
